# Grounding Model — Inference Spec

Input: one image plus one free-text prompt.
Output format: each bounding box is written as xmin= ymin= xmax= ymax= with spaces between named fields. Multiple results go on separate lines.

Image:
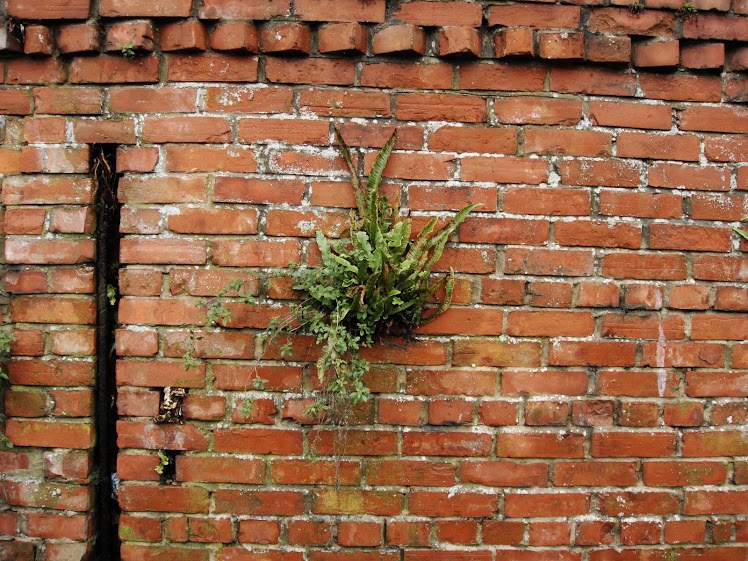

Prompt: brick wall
xmin=1 ymin=0 xmax=748 ymax=560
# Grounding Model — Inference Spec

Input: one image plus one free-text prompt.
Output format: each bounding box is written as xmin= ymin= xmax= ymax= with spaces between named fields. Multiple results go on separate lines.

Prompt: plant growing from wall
xmin=0 ymin=328 xmax=15 ymax=448
xmin=678 ymin=1 xmax=697 ymax=18
xmin=186 ymin=130 xmax=477 ymax=421
xmin=733 ymin=215 xmax=748 ymax=242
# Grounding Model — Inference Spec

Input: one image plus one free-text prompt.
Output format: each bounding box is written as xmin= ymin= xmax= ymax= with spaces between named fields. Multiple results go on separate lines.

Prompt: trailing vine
xmin=185 ymin=129 xmax=477 ymax=422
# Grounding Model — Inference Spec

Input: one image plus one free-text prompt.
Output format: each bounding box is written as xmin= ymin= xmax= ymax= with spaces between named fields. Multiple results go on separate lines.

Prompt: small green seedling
xmin=121 ymin=41 xmax=135 ymax=59
xmin=154 ymin=450 xmax=170 ymax=475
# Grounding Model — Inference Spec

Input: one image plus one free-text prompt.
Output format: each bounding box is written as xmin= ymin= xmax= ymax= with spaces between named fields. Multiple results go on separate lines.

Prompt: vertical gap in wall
xmin=92 ymin=144 xmax=121 ymax=561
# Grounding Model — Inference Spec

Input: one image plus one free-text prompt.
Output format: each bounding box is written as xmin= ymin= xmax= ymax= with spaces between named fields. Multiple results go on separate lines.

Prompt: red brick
xmin=497 ymin=431 xmax=585 ymax=458
xmin=142 ymin=116 xmax=230 ymax=143
xmin=100 ymin=0 xmax=191 ymax=16
xmin=395 ymin=1 xmax=483 ymax=26
xmin=390 ymin=521 xmax=431 ymax=546
xmin=266 ymin=58 xmax=353 ymax=86
xmin=121 ymin=545 xmax=208 ymax=561
xmin=6 ymin=419 xmax=93 ymax=449
xmin=106 ymin=21 xmax=155 ymax=53
xmin=402 ymin=431 xmax=491 ymax=457
xmin=238 ymin=520 xmax=280 ymax=544
xmin=26 ymin=513 xmax=90 ymax=540
xmin=551 ymin=341 xmax=636 ymax=367
xmin=481 ymin=279 xmax=526 ymax=306
xmin=589 ymin=7 xmax=675 ymax=36
xmin=590 ymin=100 xmax=671 ymax=130
xmin=668 ymin=285 xmax=709 ymax=310
xmin=161 ymin=21 xmax=208 ymax=51
xmin=318 ymin=22 xmax=366 ymax=54
xmin=199 ymin=0 xmax=290 ymax=19
xmin=453 ymin=339 xmax=541 ymax=368
xmin=665 ymin=520 xmax=707 ymax=545
xmin=483 ymin=521 xmax=525 ymax=545
xmin=288 ymin=520 xmax=331 ymax=546
xmin=507 ymin=311 xmax=593 ymax=337
xmin=58 ymin=22 xmax=102 ymax=53
xmin=488 ymin=4 xmax=581 ymax=28
xmin=681 ymin=42 xmax=725 ymax=69
xmin=557 ymin=220 xmax=641 ymax=249
xmin=621 ymin=520 xmax=661 ymax=545
xmin=408 ymin=184 xmax=496 ymax=212
xmin=680 ymin=105 xmax=748 ymax=134
xmin=495 ymin=28 xmax=534 ymax=58
xmin=685 ymin=490 xmax=748 ymax=515
xmin=554 ymin=461 xmax=637 ymax=486
xmin=210 ymin=22 xmax=258 ymax=52
xmin=530 ymin=521 xmax=572 ymax=546
xmin=439 ymin=26 xmax=481 ymax=57
xmin=539 ymin=32 xmax=585 ymax=60
xmin=118 ymin=421 xmax=208 ymax=451
xmin=495 ymin=97 xmax=581 ymax=126
xmin=366 ymin=459 xmax=455 ymax=486
xmin=261 ymin=22 xmax=310 ymax=55
xmin=705 ymin=136 xmax=748 ymax=163
xmin=550 ymin=67 xmax=636 ymax=97
xmin=73 ymin=118 xmax=136 ymax=144
xmin=683 ymin=13 xmax=748 ymax=40
xmin=460 ymin=62 xmax=546 ymax=92
xmin=33 ymin=87 xmax=101 ymax=115
xmin=618 ymin=132 xmax=700 ymax=161
xmin=644 ymin=340 xmax=723 ymax=369
xmin=640 ymin=73 xmax=721 ymax=102
xmin=295 ymin=0 xmax=384 ymax=22
xmin=395 ymin=92 xmax=486 ymax=123
xmin=312 ymin=490 xmax=403 ymax=516
xmin=373 ymin=24 xmax=425 ymax=55
xmin=525 ymin=129 xmax=611 ymax=157
xmin=120 ymin=484 xmax=209 ymax=513
xmin=634 ymin=39 xmax=679 ymax=67
xmin=167 ymin=145 xmax=257 ymax=173
xmin=691 ymin=193 xmax=748 ymax=221
xmin=299 ymin=88 xmax=388 ymax=117
xmin=0 ymin=90 xmax=31 ymax=115
xmin=167 ymin=54 xmax=258 ymax=82
xmin=650 ymin=223 xmax=732 ymax=252
xmin=24 ymin=25 xmax=54 ymax=56
xmin=643 ymin=460 xmax=728 ymax=487
xmin=601 ymin=192 xmax=682 ymax=222
xmin=561 ymin=160 xmax=642 ymax=188
xmin=6 ymin=0 xmax=91 ymax=19
xmin=409 ymin=491 xmax=498 ymax=517
xmin=505 ymin=492 xmax=589 ymax=517
xmin=576 ymin=521 xmax=616 ymax=546
xmin=7 ymin=59 xmax=65 ymax=84
xmin=461 ymin=157 xmax=548 ymax=184
xmin=503 ymin=371 xmax=588 ymax=396
xmin=505 ymin=247 xmax=594 ymax=277
xmin=70 ymin=56 xmax=159 ymax=83
xmin=587 ymin=34 xmax=631 ymax=63
xmin=478 ymin=401 xmax=519 ymax=426
xmin=337 ymin=521 xmax=381 ymax=547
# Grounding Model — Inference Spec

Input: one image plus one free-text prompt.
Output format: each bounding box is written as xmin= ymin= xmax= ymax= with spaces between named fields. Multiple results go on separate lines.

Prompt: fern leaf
xmin=366 ymin=131 xmax=397 ymax=195
xmin=419 ymin=269 xmax=455 ymax=325
xmin=405 ymin=217 xmax=438 ymax=262
xmin=733 ymin=225 xmax=748 ymax=241
xmin=334 ymin=128 xmax=366 ymax=217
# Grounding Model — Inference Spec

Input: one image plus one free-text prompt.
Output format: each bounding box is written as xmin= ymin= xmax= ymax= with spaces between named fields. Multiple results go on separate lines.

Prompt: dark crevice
xmin=92 ymin=144 xmax=121 ymax=561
